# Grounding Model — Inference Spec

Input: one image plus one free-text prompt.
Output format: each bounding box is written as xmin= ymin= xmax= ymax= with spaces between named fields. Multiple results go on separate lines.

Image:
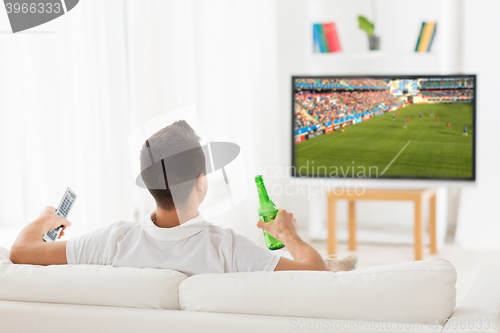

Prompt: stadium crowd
xmin=295 ymin=110 xmax=316 ymax=131
xmin=419 ymin=79 xmax=473 ymax=89
xmin=420 ymin=89 xmax=473 ymax=98
xmin=295 ymin=90 xmax=401 ymax=129
xmin=295 ymin=78 xmax=389 ymax=88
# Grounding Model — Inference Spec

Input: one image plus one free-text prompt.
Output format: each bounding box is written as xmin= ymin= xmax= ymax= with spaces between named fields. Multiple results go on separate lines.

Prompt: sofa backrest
xmin=0 ymin=246 xmax=457 ymax=323
xmin=0 ymin=247 xmax=187 ymax=310
xmin=179 ymin=258 xmax=457 ymax=324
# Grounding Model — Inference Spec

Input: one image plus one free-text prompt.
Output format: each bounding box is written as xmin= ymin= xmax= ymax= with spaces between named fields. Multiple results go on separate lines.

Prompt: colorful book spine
xmin=427 ymin=23 xmax=438 ymax=51
xmin=317 ymin=24 xmax=329 ymax=52
xmin=415 ymin=23 xmax=425 ymax=52
xmin=313 ymin=22 xmax=341 ymax=53
xmin=323 ymin=22 xmax=341 ymax=52
xmin=313 ymin=24 xmax=321 ymax=53
xmin=416 ymin=22 xmax=437 ymax=52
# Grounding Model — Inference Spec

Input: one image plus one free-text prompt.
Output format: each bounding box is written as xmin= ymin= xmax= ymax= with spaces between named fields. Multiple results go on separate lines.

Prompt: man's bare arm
xmin=256 ymin=209 xmax=330 ymax=272
xmin=10 ymin=206 xmax=70 ymax=265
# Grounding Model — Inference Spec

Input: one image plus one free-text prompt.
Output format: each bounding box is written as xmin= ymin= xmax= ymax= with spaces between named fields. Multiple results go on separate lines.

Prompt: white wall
xmin=455 ymin=0 xmax=500 ymax=249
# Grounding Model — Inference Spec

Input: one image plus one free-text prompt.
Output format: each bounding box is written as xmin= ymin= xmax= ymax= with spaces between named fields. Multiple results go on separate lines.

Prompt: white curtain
xmin=0 ymin=0 xmax=137 ymax=244
xmin=0 ymin=0 xmax=281 ymax=247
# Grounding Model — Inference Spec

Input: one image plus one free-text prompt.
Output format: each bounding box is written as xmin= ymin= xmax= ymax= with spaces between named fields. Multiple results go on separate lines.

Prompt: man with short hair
xmin=10 ymin=121 xmax=355 ymax=275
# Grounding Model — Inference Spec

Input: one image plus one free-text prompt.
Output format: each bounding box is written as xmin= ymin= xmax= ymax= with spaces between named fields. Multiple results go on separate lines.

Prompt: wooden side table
xmin=327 ymin=189 xmax=437 ymax=260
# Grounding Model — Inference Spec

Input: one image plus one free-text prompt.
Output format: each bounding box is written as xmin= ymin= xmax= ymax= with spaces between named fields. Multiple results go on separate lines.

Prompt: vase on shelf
xmin=368 ymin=36 xmax=380 ymax=51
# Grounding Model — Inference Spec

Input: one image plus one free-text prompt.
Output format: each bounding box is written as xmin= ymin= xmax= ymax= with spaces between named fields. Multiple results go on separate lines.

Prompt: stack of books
xmin=313 ymin=23 xmax=341 ymax=53
xmin=415 ymin=22 xmax=437 ymax=52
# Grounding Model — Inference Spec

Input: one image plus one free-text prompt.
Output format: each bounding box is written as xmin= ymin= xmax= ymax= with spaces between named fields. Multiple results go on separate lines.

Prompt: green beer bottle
xmin=255 ymin=175 xmax=285 ymax=250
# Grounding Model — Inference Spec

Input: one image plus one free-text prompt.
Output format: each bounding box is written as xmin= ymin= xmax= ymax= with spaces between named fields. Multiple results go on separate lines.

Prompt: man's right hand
xmin=257 ymin=209 xmax=330 ymax=272
xmin=256 ymin=209 xmax=298 ymax=243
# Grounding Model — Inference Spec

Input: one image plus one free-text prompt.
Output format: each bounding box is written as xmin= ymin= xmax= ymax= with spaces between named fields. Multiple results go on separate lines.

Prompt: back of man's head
xmin=139 ymin=120 xmax=206 ymax=211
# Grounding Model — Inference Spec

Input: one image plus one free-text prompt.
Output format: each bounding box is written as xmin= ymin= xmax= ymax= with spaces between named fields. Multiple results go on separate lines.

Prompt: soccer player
xmin=342 ymin=123 xmax=345 ymax=133
xmin=463 ymin=126 xmax=468 ymax=136
xmin=430 ymin=110 xmax=433 ymax=116
xmin=446 ymin=121 xmax=451 ymax=130
xmin=436 ymin=115 xmax=439 ymax=121
xmin=396 ymin=111 xmax=399 ymax=117
xmin=404 ymin=120 xmax=407 ymax=129
xmin=419 ymin=112 xmax=422 ymax=119
xmin=393 ymin=114 xmax=395 ymax=120
xmin=407 ymin=116 xmax=410 ymax=122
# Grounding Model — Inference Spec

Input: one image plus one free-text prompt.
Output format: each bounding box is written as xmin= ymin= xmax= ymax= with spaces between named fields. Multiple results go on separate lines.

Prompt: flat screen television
xmin=291 ymin=75 xmax=476 ymax=181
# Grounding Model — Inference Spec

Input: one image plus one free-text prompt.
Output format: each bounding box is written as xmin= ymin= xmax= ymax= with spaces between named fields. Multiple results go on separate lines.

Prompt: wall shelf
xmin=308 ymin=51 xmax=441 ymax=75
xmin=311 ymin=51 xmax=439 ymax=59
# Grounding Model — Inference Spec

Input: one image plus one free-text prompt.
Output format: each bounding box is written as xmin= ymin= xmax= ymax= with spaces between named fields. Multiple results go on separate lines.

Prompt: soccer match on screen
xmin=293 ymin=76 xmax=475 ymax=180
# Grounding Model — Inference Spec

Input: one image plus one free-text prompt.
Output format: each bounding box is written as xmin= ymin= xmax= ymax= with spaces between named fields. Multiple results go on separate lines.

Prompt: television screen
xmin=292 ymin=75 xmax=476 ymax=180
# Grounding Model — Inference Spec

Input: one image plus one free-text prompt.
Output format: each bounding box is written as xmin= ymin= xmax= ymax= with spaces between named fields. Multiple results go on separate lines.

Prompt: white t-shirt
xmin=66 ymin=212 xmax=281 ymax=276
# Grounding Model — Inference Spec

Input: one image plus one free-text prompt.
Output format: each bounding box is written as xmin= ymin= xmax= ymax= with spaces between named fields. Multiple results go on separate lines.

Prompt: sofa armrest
xmin=442 ymin=265 xmax=500 ymax=333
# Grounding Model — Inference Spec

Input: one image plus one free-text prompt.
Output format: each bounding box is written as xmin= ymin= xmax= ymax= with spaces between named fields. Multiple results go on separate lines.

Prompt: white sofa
xmin=0 ymin=246 xmax=499 ymax=333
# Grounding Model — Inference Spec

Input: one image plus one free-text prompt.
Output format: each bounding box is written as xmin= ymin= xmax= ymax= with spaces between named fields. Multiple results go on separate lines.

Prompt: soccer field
xmin=295 ymin=103 xmax=474 ymax=179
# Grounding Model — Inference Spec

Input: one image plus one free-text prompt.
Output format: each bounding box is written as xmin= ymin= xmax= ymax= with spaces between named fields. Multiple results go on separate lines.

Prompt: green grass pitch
xmin=295 ymin=103 xmax=473 ymax=179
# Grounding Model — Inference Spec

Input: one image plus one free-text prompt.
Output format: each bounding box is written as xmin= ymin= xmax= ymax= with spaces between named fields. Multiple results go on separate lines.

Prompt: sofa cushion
xmin=179 ymin=258 xmax=456 ymax=324
xmin=0 ymin=247 xmax=187 ymax=310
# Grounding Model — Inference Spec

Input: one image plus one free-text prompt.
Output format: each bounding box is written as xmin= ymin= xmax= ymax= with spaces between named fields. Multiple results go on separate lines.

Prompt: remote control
xmin=43 ymin=187 xmax=77 ymax=242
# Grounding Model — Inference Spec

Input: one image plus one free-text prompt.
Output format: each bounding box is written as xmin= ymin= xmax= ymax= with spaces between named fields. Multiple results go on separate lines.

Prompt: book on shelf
xmin=313 ymin=22 xmax=341 ymax=53
xmin=313 ymin=24 xmax=321 ymax=52
xmin=323 ymin=22 xmax=341 ymax=53
xmin=415 ymin=22 xmax=437 ymax=52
